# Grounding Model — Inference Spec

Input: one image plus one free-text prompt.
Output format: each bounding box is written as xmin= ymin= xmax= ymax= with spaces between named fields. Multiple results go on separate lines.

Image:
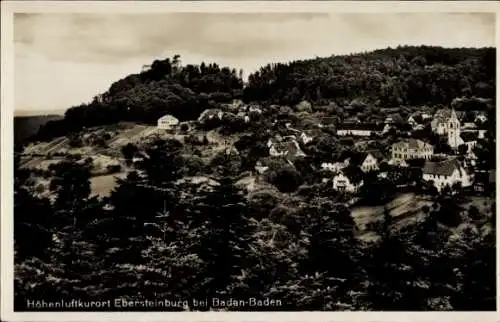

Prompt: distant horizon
xmin=14 ymin=12 xmax=495 ymax=114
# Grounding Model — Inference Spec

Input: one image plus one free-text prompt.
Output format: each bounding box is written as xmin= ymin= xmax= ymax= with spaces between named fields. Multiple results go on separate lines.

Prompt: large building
xmin=157 ymin=114 xmax=179 ymax=130
xmin=336 ymin=122 xmax=388 ymax=137
xmin=422 ymin=158 xmax=472 ymax=191
xmin=391 ymin=139 xmax=434 ymax=161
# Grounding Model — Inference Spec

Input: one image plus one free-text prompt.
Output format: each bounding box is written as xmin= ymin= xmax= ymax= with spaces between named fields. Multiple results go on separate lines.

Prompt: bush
xmin=269 ymin=167 xmax=304 ymax=193
xmin=107 ymin=164 xmax=122 ymax=174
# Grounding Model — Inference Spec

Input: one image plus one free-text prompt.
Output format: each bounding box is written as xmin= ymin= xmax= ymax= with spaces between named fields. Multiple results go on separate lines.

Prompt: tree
xmin=49 ymin=158 xmax=92 ymax=227
xmin=192 ymin=174 xmax=256 ymax=303
xmin=121 ymin=143 xmax=138 ymax=165
xmin=269 ymin=166 xmax=304 ymax=193
xmin=458 ymin=144 xmax=468 ymax=156
xmin=141 ymin=138 xmax=183 ymax=187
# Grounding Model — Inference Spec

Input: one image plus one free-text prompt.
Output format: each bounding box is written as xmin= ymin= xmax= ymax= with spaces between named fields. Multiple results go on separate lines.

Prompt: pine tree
xmin=193 ymin=172 xmax=255 ymax=303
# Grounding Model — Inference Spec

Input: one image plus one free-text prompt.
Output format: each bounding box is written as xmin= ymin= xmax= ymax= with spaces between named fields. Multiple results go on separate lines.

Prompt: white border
xmin=1 ymin=1 xmax=499 ymax=321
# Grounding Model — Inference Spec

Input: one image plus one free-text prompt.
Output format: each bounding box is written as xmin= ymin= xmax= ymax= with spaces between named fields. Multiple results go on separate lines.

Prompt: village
xmin=154 ymin=98 xmax=495 ymax=201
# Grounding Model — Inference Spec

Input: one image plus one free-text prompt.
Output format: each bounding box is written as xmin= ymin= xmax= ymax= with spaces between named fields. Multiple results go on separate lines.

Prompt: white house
xmin=422 ymin=158 xmax=473 ymax=191
xmin=157 ymin=114 xmax=180 ymax=130
xmin=475 ymin=113 xmax=488 ymax=123
xmin=254 ymin=161 xmax=269 ymax=174
xmin=299 ymin=129 xmax=322 ymax=145
xmin=321 ymin=159 xmax=349 ymax=173
xmin=332 ymin=172 xmax=363 ymax=193
xmin=360 ymin=153 xmax=379 ymax=172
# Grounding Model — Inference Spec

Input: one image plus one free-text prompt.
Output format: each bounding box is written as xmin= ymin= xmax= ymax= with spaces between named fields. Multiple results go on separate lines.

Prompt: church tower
xmin=447 ymin=108 xmax=462 ymax=149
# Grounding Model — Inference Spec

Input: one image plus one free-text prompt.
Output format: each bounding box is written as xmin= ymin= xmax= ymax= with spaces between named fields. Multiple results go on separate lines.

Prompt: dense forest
xmin=14 ymin=46 xmax=496 ymax=311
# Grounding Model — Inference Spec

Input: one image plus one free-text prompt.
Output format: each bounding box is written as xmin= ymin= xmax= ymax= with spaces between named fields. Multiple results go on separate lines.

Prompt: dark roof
xmin=338 ymin=122 xmax=385 ymax=131
xmin=348 ymin=153 xmax=367 ymax=166
xmin=273 ymin=141 xmax=302 ymax=155
xmin=342 ymin=151 xmax=382 ymax=166
xmin=341 ymin=166 xmax=364 ymax=184
xmin=366 ymin=149 xmax=385 ymax=160
xmin=320 ymin=117 xmax=337 ymax=125
xmin=423 ymin=158 xmax=465 ymax=177
xmin=461 ymin=132 xmax=478 ymax=142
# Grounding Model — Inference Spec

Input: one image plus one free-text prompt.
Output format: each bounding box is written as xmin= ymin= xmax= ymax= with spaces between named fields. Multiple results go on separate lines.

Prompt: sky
xmin=14 ymin=12 xmax=495 ymax=114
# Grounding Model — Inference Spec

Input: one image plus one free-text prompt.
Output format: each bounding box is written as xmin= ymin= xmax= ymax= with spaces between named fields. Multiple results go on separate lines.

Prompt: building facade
xmin=391 ymin=139 xmax=434 ymax=161
xmin=157 ymin=114 xmax=180 ymax=130
xmin=422 ymin=158 xmax=473 ymax=191
xmin=332 ymin=173 xmax=363 ymax=193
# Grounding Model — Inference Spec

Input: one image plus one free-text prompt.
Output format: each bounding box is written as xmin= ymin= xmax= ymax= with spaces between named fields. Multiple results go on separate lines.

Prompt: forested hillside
xmin=14 ymin=46 xmax=496 ymax=311
xmin=244 ymin=46 xmax=495 ymax=106
xmin=35 ymin=55 xmax=244 ymax=141
xmin=33 ymin=46 xmax=495 ymax=143
xmin=14 ymin=115 xmax=63 ymax=145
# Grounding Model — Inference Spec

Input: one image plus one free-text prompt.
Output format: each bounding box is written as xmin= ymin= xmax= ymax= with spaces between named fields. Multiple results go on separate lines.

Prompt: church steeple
xmin=447 ymin=107 xmax=462 ymax=149
xmin=450 ymin=107 xmax=458 ymax=122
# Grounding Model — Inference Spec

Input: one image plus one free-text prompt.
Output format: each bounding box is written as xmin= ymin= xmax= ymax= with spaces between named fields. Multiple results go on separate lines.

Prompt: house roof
xmin=341 ymin=151 xmax=381 ymax=167
xmin=366 ymin=149 xmax=385 ymax=160
xmin=340 ymin=166 xmax=364 ymax=184
xmin=423 ymin=158 xmax=466 ymax=177
xmin=302 ymin=129 xmax=323 ymax=137
xmin=158 ymin=114 xmax=179 ymax=123
xmin=461 ymin=132 xmax=478 ymax=143
xmin=320 ymin=117 xmax=337 ymax=125
xmin=273 ymin=140 xmax=303 ymax=156
xmin=338 ymin=122 xmax=386 ymax=132
xmin=393 ymin=139 xmax=433 ymax=150
xmin=198 ymin=108 xmax=223 ymax=121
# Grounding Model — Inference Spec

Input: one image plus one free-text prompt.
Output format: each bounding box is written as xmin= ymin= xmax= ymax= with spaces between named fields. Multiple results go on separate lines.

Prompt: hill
xmin=244 ymin=45 xmax=495 ymax=106
xmin=14 ymin=114 xmax=64 ymax=145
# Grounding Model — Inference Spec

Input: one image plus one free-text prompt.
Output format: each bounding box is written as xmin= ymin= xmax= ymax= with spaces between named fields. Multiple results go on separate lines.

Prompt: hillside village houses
xmin=392 ymin=139 xmax=434 ymax=161
xmin=332 ymin=172 xmax=364 ymax=193
xmin=460 ymin=132 xmax=479 ymax=153
xmin=157 ymin=114 xmax=179 ymax=130
xmin=267 ymin=137 xmax=306 ymax=161
xmin=198 ymin=108 xmax=224 ymax=122
xmin=422 ymin=158 xmax=473 ymax=192
xmin=408 ymin=111 xmax=432 ymax=128
xmin=322 ymin=151 xmax=381 ymax=176
xmin=336 ymin=122 xmax=388 ymax=137
xmin=318 ymin=117 xmax=337 ymax=129
xmin=300 ymin=129 xmax=323 ymax=145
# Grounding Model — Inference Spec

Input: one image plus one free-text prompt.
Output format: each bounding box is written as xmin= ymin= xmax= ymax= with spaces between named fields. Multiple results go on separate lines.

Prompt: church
xmin=431 ymin=108 xmax=464 ymax=150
